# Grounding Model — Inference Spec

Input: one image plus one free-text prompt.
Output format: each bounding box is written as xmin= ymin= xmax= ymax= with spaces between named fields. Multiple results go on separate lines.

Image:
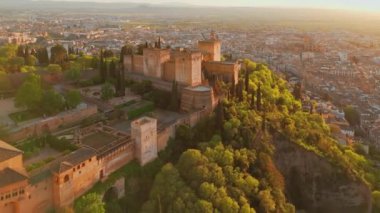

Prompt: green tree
xmin=15 ymin=74 xmax=43 ymax=110
xmin=37 ymin=47 xmax=49 ymax=65
xmin=47 ymin=64 xmax=62 ymax=73
xmin=245 ymin=69 xmax=250 ymax=92
xmin=256 ymin=84 xmax=262 ymax=111
xmin=65 ymin=90 xmax=82 ymax=109
xmin=109 ymin=60 xmax=116 ymax=79
xmin=101 ymin=82 xmax=114 ymax=101
xmin=40 ymin=90 xmax=65 ymax=115
xmin=24 ymin=55 xmax=37 ymax=66
xmin=78 ymin=55 xmax=93 ymax=71
xmin=99 ymin=50 xmax=107 ymax=82
xmin=169 ymin=81 xmax=179 ymax=111
xmin=75 ymin=193 xmax=105 ymax=213
xmin=344 ymin=106 xmax=361 ymax=127
xmin=20 ymin=66 xmax=36 ymax=73
xmin=0 ymin=71 xmax=11 ymax=92
xmin=17 ymin=45 xmax=25 ymax=57
xmin=50 ymin=44 xmax=67 ymax=65
xmin=65 ymin=62 xmax=81 ymax=82
xmin=215 ymin=101 xmax=225 ymax=133
xmin=251 ymin=90 xmax=255 ymax=109
xmin=293 ymin=82 xmax=302 ymax=101
xmin=144 ymin=144 xmax=265 ymax=213
xmin=0 ymin=44 xmax=17 ymax=58
xmin=8 ymin=56 xmax=25 ymax=72
xmin=372 ymin=191 xmax=380 ymax=212
xmin=258 ymin=190 xmax=276 ymax=213
xmin=103 ymin=49 xmax=114 ymax=58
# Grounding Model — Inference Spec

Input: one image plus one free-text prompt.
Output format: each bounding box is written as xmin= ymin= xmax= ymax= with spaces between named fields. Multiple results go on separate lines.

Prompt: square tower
xmin=171 ymin=49 xmax=202 ymax=86
xmin=131 ymin=117 xmax=158 ymax=166
xmin=198 ymin=32 xmax=221 ymax=62
xmin=143 ymin=48 xmax=170 ymax=79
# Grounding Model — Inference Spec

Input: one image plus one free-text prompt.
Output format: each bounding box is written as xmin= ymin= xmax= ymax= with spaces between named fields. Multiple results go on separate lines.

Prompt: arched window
xmin=64 ymin=175 xmax=69 ymax=183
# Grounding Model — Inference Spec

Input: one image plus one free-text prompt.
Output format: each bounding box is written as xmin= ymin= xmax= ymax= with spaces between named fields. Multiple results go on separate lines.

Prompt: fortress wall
xmin=191 ymin=54 xmax=202 ymax=86
xmin=157 ymin=125 xmax=176 ymax=152
xmin=133 ymin=55 xmax=144 ymax=74
xmin=180 ymin=87 xmax=215 ymax=112
xmin=123 ymin=55 xmax=133 ymax=72
xmin=163 ymin=61 xmax=176 ymax=82
xmin=124 ymin=55 xmax=144 ymax=74
xmin=7 ymin=105 xmax=98 ymax=142
xmin=198 ymin=40 xmax=221 ymax=62
xmin=204 ymin=62 xmax=240 ymax=85
xmin=19 ymin=178 xmax=54 ymax=213
xmin=71 ymin=156 xmax=100 ymax=198
xmin=143 ymin=49 xmax=170 ymax=79
xmin=103 ymin=143 xmax=135 ymax=176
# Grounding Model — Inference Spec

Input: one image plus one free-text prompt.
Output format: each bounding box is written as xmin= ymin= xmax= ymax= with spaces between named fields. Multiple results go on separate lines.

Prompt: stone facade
xmin=198 ymin=39 xmax=221 ymax=62
xmin=170 ymin=49 xmax=202 ymax=86
xmin=180 ymin=86 xmax=216 ymax=113
xmin=125 ymin=48 xmax=202 ymax=87
xmin=6 ymin=104 xmax=98 ymax=142
xmin=143 ymin=48 xmax=171 ymax=78
xmin=197 ymin=31 xmax=221 ymax=62
xmin=123 ymin=32 xmax=241 ymax=112
xmin=203 ymin=61 xmax=240 ymax=85
xmin=131 ymin=117 xmax=158 ymax=166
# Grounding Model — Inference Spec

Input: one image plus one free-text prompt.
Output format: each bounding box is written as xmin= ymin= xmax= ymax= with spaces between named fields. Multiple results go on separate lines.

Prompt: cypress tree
xmin=120 ymin=45 xmax=127 ymax=64
xmin=31 ymin=48 xmax=37 ymax=57
xmin=17 ymin=45 xmax=25 ymax=57
xmin=109 ymin=60 xmax=116 ymax=79
xmin=293 ymin=82 xmax=303 ymax=100
xmin=237 ymin=80 xmax=243 ymax=102
xmin=37 ymin=47 xmax=49 ymax=65
xmin=262 ymin=112 xmax=266 ymax=131
xmin=231 ymin=76 xmax=236 ymax=98
xmin=310 ymin=102 xmax=314 ymax=114
xmin=101 ymin=59 xmax=107 ymax=83
xmin=215 ymin=100 xmax=225 ymax=134
xmin=119 ymin=64 xmax=125 ymax=96
xmin=99 ymin=49 xmax=107 ymax=82
xmin=169 ymin=81 xmax=179 ymax=111
xmin=251 ymin=90 xmax=255 ymax=109
xmin=257 ymin=84 xmax=262 ymax=111
xmin=244 ymin=69 xmax=249 ymax=92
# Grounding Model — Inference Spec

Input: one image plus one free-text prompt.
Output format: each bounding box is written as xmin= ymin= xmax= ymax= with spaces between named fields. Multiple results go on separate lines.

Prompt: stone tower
xmin=198 ymin=31 xmax=221 ymax=62
xmin=143 ymin=45 xmax=170 ymax=78
xmin=171 ymin=49 xmax=202 ymax=86
xmin=131 ymin=117 xmax=158 ymax=166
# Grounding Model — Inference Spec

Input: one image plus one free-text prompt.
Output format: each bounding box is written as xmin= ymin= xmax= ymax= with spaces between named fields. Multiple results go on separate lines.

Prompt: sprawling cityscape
xmin=1 ymin=0 xmax=380 ymax=213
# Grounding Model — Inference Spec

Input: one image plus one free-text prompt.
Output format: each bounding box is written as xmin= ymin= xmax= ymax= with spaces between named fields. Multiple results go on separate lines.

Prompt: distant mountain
xmin=0 ymin=0 xmax=198 ymax=10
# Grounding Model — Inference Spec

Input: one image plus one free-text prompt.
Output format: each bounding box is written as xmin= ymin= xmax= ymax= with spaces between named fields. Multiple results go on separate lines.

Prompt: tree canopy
xmin=344 ymin=106 xmax=361 ymax=127
xmin=65 ymin=90 xmax=82 ymax=109
xmin=101 ymin=82 xmax=115 ymax=101
xmin=75 ymin=193 xmax=105 ymax=213
xmin=15 ymin=74 xmax=43 ymax=110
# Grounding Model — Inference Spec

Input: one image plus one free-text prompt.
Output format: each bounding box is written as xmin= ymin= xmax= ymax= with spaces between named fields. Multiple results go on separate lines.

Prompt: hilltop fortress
xmin=0 ymin=32 xmax=241 ymax=213
xmin=124 ymin=31 xmax=241 ymax=112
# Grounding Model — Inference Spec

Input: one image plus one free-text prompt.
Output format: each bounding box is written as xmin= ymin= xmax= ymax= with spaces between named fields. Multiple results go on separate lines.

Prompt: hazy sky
xmin=40 ymin=0 xmax=380 ymax=11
